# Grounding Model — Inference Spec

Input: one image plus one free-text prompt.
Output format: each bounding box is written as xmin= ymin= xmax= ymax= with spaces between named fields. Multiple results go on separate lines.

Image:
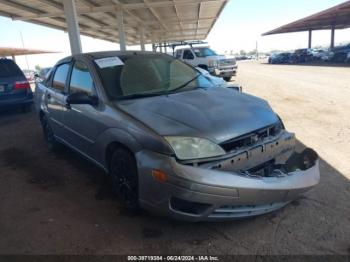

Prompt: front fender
xmin=93 ymin=127 xmax=143 ymax=169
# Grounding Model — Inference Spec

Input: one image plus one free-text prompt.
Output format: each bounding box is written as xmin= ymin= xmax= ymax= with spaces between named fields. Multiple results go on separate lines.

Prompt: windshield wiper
xmin=170 ymin=74 xmax=201 ymax=93
xmin=118 ymin=74 xmax=201 ymax=100
xmin=118 ymin=91 xmax=168 ymax=100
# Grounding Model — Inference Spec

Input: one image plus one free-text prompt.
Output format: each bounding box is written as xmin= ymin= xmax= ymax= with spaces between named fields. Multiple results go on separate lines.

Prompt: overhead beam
xmin=153 ymin=27 xmax=210 ymax=34
xmin=172 ymin=0 xmax=184 ymax=38
xmin=122 ymin=0 xmax=226 ymax=10
xmin=143 ymin=0 xmax=168 ymax=30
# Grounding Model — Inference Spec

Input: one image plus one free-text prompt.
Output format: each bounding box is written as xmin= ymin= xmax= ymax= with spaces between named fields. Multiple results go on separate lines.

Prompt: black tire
xmin=110 ymin=148 xmax=139 ymax=211
xmin=223 ymin=76 xmax=232 ymax=82
xmin=41 ymin=115 xmax=61 ymax=151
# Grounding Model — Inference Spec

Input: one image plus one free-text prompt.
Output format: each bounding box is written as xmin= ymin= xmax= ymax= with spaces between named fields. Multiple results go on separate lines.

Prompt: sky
xmin=0 ymin=0 xmax=349 ymax=70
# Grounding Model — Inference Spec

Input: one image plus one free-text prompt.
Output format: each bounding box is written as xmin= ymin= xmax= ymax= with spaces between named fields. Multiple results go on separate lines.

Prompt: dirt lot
xmin=0 ymin=61 xmax=349 ymax=255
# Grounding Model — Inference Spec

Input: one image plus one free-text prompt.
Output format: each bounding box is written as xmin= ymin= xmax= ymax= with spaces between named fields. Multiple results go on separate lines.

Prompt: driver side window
xmin=69 ymin=61 xmax=94 ymax=95
xmin=183 ymin=50 xmax=194 ymax=60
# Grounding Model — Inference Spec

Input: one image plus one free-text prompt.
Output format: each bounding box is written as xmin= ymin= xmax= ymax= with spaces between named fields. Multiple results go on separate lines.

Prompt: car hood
xmin=116 ymin=88 xmax=279 ymax=144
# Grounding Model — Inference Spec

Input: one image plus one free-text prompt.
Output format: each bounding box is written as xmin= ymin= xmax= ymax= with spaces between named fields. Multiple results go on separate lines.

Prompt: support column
xmin=139 ymin=26 xmax=145 ymax=51
xmin=159 ymin=41 xmax=163 ymax=53
xmin=308 ymin=30 xmax=312 ymax=49
xmin=63 ymin=0 xmax=82 ymax=54
xmin=164 ymin=42 xmax=167 ymax=54
xmin=151 ymin=36 xmax=156 ymax=52
xmin=117 ymin=10 xmax=126 ymax=51
xmin=330 ymin=25 xmax=335 ymax=50
xmin=11 ymin=55 xmax=16 ymax=62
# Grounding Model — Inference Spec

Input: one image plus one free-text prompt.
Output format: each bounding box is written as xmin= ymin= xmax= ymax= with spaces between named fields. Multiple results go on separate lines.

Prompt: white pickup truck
xmin=175 ymin=46 xmax=237 ymax=81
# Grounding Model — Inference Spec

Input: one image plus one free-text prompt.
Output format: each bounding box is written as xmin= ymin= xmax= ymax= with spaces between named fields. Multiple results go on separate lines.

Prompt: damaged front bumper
xmin=137 ymin=132 xmax=320 ymax=221
xmin=209 ymin=65 xmax=238 ymax=77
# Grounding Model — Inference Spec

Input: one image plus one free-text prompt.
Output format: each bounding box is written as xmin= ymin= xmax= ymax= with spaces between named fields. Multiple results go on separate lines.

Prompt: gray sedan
xmin=34 ymin=51 xmax=319 ymax=221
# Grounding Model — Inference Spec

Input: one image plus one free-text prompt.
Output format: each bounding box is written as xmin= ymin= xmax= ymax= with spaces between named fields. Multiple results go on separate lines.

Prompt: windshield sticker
xmin=95 ymin=57 xmax=124 ymax=68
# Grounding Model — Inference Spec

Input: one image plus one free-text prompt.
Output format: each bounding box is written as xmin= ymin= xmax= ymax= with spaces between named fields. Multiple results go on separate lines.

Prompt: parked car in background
xmin=35 ymin=51 xmax=319 ymax=221
xmin=35 ymin=67 xmax=52 ymax=82
xmin=23 ymin=69 xmax=36 ymax=83
xmin=346 ymin=52 xmax=350 ymax=63
xmin=330 ymin=44 xmax=350 ymax=63
xmin=293 ymin=49 xmax=313 ymax=63
xmin=0 ymin=58 xmax=33 ymax=111
xmin=268 ymin=52 xmax=292 ymax=64
xmin=311 ymin=49 xmax=334 ymax=62
xmin=236 ymin=55 xmax=248 ymax=61
xmin=175 ymin=46 xmax=237 ymax=82
xmin=196 ymin=67 xmax=242 ymax=92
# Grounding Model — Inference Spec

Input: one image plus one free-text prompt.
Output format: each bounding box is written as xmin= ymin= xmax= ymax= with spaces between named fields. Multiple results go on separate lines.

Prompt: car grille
xmin=220 ymin=123 xmax=282 ymax=153
xmin=219 ymin=59 xmax=236 ymax=66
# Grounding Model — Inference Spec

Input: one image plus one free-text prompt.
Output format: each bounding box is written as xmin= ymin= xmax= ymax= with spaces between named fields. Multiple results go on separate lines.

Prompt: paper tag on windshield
xmin=95 ymin=57 xmax=124 ymax=68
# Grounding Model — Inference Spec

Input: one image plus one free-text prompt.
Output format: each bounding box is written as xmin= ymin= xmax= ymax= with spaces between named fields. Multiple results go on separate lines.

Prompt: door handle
xmin=47 ymin=93 xmax=51 ymax=100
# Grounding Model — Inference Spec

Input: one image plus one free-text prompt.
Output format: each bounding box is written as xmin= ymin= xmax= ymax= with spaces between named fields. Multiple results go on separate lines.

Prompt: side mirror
xmin=66 ymin=92 xmax=98 ymax=106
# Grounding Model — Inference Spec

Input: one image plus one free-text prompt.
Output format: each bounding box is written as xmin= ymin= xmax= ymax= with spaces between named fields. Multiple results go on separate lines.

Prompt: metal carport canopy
xmin=0 ymin=0 xmax=229 ymax=54
xmin=262 ymin=0 xmax=350 ymax=49
xmin=262 ymin=0 xmax=350 ymax=35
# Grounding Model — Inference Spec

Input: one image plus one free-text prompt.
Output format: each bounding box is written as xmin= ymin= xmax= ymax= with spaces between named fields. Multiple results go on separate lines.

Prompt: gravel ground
xmin=0 ymin=61 xmax=349 ymax=255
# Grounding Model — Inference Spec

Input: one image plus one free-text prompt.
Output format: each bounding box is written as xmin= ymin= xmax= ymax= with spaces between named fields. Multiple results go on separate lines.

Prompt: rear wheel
xmin=110 ymin=148 xmax=139 ymax=211
xmin=41 ymin=115 xmax=61 ymax=151
xmin=223 ymin=76 xmax=232 ymax=82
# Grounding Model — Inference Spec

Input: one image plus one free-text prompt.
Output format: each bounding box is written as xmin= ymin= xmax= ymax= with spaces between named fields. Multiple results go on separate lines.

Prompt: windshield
xmin=193 ymin=48 xmax=217 ymax=57
xmin=95 ymin=54 xmax=214 ymax=99
xmin=0 ymin=60 xmax=23 ymax=77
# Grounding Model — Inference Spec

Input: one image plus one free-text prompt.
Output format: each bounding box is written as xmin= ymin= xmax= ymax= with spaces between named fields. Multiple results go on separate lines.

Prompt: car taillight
xmin=15 ymin=81 xmax=31 ymax=89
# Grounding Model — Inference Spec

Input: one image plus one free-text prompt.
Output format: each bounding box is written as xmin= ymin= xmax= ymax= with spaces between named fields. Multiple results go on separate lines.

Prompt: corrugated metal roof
xmin=262 ymin=0 xmax=350 ymax=36
xmin=0 ymin=0 xmax=229 ymax=45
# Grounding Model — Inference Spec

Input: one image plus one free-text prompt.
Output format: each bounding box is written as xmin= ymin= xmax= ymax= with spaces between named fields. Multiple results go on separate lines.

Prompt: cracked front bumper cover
xmin=136 ymin=147 xmax=320 ymax=221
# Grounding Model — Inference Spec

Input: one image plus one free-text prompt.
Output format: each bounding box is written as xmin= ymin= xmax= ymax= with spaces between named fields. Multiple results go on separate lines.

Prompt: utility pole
xmin=20 ymin=31 xmax=29 ymax=70
xmin=256 ymin=41 xmax=259 ymax=60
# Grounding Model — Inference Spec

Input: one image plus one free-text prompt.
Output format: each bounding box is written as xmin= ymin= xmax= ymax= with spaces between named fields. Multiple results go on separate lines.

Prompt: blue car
xmin=0 ymin=58 xmax=33 ymax=111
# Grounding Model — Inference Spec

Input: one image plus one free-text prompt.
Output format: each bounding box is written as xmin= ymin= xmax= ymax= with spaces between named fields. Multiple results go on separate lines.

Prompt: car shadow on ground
xmin=0 ymin=111 xmax=349 ymax=255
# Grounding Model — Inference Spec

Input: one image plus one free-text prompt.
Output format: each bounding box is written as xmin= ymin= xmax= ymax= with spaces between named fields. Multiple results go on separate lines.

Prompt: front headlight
xmin=164 ymin=136 xmax=226 ymax=160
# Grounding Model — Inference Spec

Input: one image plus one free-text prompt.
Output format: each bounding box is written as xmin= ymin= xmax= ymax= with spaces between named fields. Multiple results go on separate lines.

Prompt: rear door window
xmin=69 ymin=61 xmax=94 ymax=95
xmin=0 ymin=60 xmax=23 ymax=77
xmin=52 ymin=63 xmax=70 ymax=92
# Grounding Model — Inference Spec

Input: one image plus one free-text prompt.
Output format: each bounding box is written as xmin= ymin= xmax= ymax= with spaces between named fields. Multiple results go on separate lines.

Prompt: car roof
xmin=0 ymin=58 xmax=15 ymax=62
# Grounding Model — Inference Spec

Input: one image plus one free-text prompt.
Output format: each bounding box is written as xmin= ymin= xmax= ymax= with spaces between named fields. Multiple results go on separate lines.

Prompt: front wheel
xmin=223 ymin=76 xmax=232 ymax=82
xmin=110 ymin=148 xmax=140 ymax=211
xmin=41 ymin=115 xmax=61 ymax=151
